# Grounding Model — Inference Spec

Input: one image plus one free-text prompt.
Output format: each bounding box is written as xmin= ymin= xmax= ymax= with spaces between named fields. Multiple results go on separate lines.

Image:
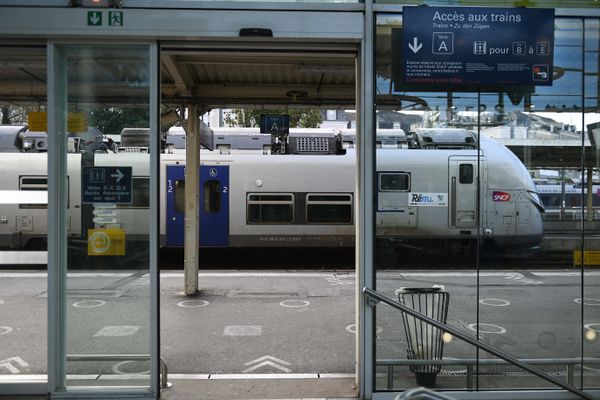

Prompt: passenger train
xmin=0 ymin=126 xmax=545 ymax=257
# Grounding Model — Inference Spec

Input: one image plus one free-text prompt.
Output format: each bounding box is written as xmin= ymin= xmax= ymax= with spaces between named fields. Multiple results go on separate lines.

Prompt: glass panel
xmin=306 ymin=193 xmax=353 ymax=223
xmin=374 ymin=13 xmax=593 ymax=394
xmin=0 ymin=45 xmax=48 ymax=384
xmin=203 ymin=180 xmax=221 ymax=213
xmin=583 ymin=17 xmax=600 ymax=390
xmin=375 ymin=13 xmax=479 ymax=392
xmin=61 ymin=45 xmax=152 ymax=390
xmin=379 ymin=173 xmax=410 ymax=191
xmin=375 ymin=0 xmax=599 ymax=7
xmin=174 ymin=179 xmax=185 ymax=213
xmin=247 ymin=193 xmax=294 ymax=223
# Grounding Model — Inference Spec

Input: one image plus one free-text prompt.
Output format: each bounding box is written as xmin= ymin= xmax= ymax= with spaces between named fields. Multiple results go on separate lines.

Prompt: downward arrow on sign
xmin=408 ymin=37 xmax=423 ymax=54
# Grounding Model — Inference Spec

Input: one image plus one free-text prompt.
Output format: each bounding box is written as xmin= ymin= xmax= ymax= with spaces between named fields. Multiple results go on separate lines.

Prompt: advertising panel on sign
xmin=392 ymin=7 xmax=555 ymax=91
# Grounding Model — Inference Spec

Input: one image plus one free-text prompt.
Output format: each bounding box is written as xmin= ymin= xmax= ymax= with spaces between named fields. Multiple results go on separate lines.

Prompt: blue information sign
xmin=82 ymin=166 xmax=132 ymax=204
xmin=395 ymin=7 xmax=554 ymax=88
xmin=260 ymin=114 xmax=289 ymax=134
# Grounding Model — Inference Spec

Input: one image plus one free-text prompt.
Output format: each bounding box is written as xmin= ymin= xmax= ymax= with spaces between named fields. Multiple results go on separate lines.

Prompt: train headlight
xmin=23 ymin=139 xmax=32 ymax=149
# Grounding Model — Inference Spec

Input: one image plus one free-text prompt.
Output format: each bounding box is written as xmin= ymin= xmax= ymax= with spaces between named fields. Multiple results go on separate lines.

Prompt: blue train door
xmin=166 ymin=165 xmax=229 ymax=247
xmin=200 ymin=166 xmax=230 ymax=246
xmin=166 ymin=165 xmax=186 ymax=246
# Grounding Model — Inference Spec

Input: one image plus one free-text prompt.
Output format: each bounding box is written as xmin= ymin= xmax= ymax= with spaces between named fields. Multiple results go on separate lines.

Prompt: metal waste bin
xmin=397 ymin=286 xmax=450 ymax=387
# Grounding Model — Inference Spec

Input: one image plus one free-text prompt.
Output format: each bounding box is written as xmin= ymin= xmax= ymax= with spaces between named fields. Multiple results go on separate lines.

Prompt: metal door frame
xmin=47 ymin=40 xmax=160 ymax=399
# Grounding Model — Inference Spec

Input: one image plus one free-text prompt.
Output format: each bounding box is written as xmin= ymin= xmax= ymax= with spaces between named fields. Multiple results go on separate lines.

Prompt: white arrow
xmin=243 ymin=355 xmax=292 ymax=373
xmin=111 ymin=169 xmax=124 ymax=182
xmin=0 ymin=356 xmax=29 ymax=374
xmin=408 ymin=37 xmax=423 ymax=54
xmin=89 ymin=13 xmax=100 ymax=25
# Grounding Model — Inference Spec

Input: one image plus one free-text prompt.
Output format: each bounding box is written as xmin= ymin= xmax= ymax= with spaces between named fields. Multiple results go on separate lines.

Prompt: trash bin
xmin=397 ymin=286 xmax=450 ymax=387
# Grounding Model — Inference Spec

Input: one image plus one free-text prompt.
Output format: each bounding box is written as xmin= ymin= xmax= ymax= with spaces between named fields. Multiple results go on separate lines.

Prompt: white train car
xmin=0 ymin=128 xmax=544 ymax=256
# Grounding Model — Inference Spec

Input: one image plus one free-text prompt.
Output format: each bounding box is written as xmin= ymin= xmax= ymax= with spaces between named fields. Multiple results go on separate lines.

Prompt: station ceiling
xmin=0 ymin=41 xmax=357 ymax=109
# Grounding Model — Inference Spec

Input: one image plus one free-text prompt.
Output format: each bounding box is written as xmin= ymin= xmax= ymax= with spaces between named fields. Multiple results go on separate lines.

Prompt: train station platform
xmin=161 ymin=375 xmax=357 ymax=400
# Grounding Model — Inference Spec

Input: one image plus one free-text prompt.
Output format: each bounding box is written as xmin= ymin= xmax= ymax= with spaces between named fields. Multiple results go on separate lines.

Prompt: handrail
xmin=363 ymin=287 xmax=594 ymax=400
xmin=66 ymin=354 xmax=170 ymax=390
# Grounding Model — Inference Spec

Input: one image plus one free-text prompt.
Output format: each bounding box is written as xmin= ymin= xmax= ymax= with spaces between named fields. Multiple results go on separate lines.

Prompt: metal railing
xmin=363 ymin=287 xmax=595 ymax=400
xmin=66 ymin=354 xmax=170 ymax=390
xmin=378 ymin=357 xmax=600 ymax=390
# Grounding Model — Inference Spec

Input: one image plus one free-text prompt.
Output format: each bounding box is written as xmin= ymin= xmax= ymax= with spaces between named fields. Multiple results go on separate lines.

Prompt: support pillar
xmin=184 ymin=105 xmax=200 ymax=295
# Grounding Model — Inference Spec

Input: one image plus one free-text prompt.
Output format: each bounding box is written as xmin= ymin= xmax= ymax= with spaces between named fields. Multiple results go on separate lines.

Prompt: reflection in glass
xmin=62 ymin=45 xmax=151 ymax=390
xmin=374 ymin=13 xmax=597 ymax=394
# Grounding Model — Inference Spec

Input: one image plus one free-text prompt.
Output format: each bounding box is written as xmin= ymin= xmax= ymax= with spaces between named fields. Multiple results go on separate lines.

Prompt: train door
xmin=166 ymin=165 xmax=185 ymax=246
xmin=166 ymin=164 xmax=229 ymax=246
xmin=200 ymin=165 xmax=229 ymax=246
xmin=449 ymin=157 xmax=478 ymax=228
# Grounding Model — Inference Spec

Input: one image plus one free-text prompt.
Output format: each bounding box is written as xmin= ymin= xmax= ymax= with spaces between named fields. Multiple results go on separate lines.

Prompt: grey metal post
xmin=47 ymin=41 xmax=68 ymax=393
xmin=358 ymin=0 xmax=375 ymax=397
xmin=184 ymin=105 xmax=200 ymax=295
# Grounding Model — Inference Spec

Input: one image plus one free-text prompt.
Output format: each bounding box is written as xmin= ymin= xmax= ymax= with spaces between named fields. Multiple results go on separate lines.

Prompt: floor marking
xmin=243 ymin=356 xmax=292 ymax=373
xmin=479 ymin=298 xmax=511 ymax=307
xmin=72 ymin=299 xmax=106 ymax=308
xmin=0 ymin=326 xmax=13 ymax=335
xmin=112 ymin=360 xmax=150 ymax=375
xmin=440 ymin=357 xmax=467 ymax=374
xmin=325 ymin=277 xmax=354 ymax=286
xmin=223 ymin=325 xmax=262 ymax=336
xmin=0 ymin=356 xmax=28 ymax=374
xmin=468 ymin=323 xmax=507 ymax=334
xmin=345 ymin=324 xmax=382 ymax=334
xmin=94 ymin=325 xmax=141 ymax=337
xmin=177 ymin=299 xmax=209 ymax=308
xmin=584 ymin=323 xmax=600 ymax=333
xmin=575 ymin=298 xmax=600 ymax=306
xmin=279 ymin=300 xmax=310 ymax=308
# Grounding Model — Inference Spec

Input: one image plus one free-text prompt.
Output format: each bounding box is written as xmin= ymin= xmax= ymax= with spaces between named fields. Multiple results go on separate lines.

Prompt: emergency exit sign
xmin=393 ymin=7 xmax=555 ymax=89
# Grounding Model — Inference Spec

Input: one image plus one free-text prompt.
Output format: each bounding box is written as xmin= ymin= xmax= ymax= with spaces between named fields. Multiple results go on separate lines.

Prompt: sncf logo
xmin=493 ymin=191 xmax=511 ymax=201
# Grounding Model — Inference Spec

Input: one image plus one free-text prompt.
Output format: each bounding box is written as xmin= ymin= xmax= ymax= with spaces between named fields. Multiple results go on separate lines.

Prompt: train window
xmin=19 ymin=176 xmax=69 ymax=209
xmin=247 ymin=193 xmax=294 ymax=224
xmin=306 ymin=193 xmax=353 ymax=224
xmin=174 ymin=179 xmax=185 ymax=213
xmin=116 ymin=177 xmax=149 ymax=209
xmin=204 ymin=180 xmax=221 ymax=213
xmin=459 ymin=164 xmax=473 ymax=184
xmin=379 ymin=172 xmax=410 ymax=191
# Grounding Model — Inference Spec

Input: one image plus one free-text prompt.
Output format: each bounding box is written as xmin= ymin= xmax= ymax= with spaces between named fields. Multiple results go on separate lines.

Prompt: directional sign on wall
xmin=82 ymin=166 xmax=132 ymax=204
xmin=393 ymin=7 xmax=554 ymax=90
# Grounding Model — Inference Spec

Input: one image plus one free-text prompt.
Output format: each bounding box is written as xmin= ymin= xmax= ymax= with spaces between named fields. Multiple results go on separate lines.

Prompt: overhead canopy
xmin=0 ymin=40 xmax=357 ymax=109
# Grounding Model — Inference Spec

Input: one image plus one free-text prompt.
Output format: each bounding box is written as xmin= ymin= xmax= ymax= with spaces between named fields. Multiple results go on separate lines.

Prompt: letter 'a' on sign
xmin=259 ymin=114 xmax=290 ymax=134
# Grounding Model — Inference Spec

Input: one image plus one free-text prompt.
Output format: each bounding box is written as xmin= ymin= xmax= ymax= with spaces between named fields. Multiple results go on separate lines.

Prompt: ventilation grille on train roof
xmin=294 ymin=137 xmax=330 ymax=153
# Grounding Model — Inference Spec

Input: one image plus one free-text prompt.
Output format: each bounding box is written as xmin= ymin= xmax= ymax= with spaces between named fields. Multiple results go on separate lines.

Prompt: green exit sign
xmin=87 ymin=11 xmax=123 ymax=27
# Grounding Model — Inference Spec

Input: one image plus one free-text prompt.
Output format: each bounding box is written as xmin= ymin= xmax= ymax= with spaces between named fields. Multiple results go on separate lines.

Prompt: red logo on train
xmin=492 ymin=191 xmax=511 ymax=201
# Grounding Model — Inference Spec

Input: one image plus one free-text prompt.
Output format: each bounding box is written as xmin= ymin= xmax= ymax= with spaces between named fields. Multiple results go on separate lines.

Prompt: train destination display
xmin=394 ymin=7 xmax=554 ymax=88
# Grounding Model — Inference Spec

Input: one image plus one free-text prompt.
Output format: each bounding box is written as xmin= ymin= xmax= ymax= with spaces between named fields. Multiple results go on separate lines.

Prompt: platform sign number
xmin=260 ymin=114 xmax=289 ymax=134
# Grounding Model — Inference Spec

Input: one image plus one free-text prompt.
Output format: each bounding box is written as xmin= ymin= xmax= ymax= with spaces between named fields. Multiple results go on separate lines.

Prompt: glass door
xmin=48 ymin=42 xmax=158 ymax=398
